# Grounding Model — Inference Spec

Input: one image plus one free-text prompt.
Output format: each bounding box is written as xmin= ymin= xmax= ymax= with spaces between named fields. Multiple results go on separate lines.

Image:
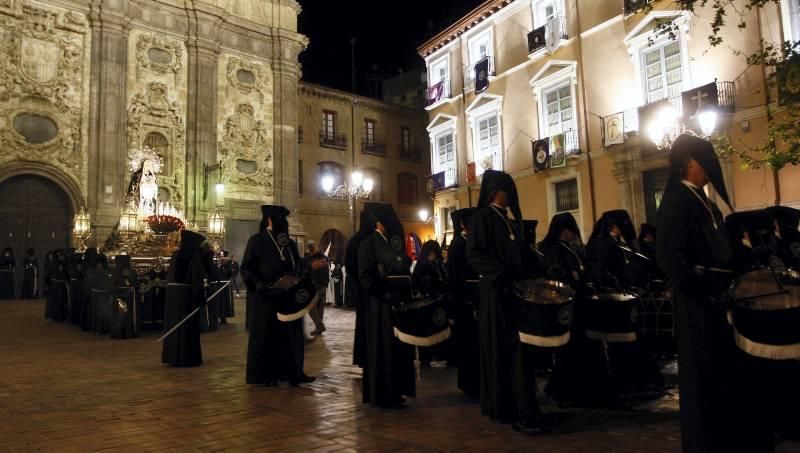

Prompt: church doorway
xmin=0 ymin=175 xmax=74 ymax=297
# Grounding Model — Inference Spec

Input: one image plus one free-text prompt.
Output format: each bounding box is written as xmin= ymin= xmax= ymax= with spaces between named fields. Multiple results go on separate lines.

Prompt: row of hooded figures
xmin=8 ymin=246 xmax=238 ymax=342
xmin=9 ymin=134 xmax=799 ymax=451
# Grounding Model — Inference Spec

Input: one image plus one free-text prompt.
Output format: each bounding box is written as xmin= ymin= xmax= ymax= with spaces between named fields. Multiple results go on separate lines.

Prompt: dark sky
xmin=298 ymin=0 xmax=484 ymax=97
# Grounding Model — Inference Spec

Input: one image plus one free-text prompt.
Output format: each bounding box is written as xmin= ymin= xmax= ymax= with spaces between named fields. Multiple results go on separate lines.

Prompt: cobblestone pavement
xmin=0 ymin=299 xmax=797 ymax=452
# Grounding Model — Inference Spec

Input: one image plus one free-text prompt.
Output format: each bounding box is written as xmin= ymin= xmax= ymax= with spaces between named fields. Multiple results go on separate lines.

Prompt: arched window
xmin=317 ymin=161 xmax=345 ymax=197
xmin=397 ymin=172 xmax=418 ymax=205
xmin=363 ymin=167 xmax=382 ymax=201
xmin=143 ymin=131 xmax=170 ymax=175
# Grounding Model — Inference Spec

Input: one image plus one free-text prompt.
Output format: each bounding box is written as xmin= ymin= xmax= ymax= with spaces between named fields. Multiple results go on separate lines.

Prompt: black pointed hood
xmin=590 ymin=210 xmax=637 ymax=244
xmin=174 ymin=230 xmax=206 ymax=283
xmin=543 ymin=212 xmax=581 ymax=245
xmin=260 ymin=205 xmax=290 ymax=235
xmin=669 ymin=134 xmax=732 ymax=210
xmin=477 ymin=170 xmax=522 ymax=227
xmin=768 ymin=206 xmax=800 ymax=241
xmin=360 ymin=202 xmax=405 ymax=253
xmin=451 ymin=207 xmax=477 ymax=237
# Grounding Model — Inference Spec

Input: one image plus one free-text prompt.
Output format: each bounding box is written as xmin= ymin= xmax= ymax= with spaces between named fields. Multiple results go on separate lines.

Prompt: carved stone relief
xmin=0 ymin=1 xmax=89 ymax=195
xmin=136 ymin=34 xmax=183 ymax=84
xmin=218 ymin=103 xmax=273 ymax=195
xmin=127 ymin=82 xmax=185 ymax=207
xmin=226 ymin=57 xmax=268 ymax=104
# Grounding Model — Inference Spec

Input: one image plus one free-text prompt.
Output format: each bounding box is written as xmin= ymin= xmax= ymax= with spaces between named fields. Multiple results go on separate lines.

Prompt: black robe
xmin=21 ymin=255 xmax=38 ymax=299
xmin=346 ymin=237 xmax=367 ymax=367
xmin=447 ymin=233 xmax=480 ymax=397
xmin=0 ymin=256 xmax=15 ymax=300
xmin=358 ymin=230 xmax=415 ymax=406
xmin=587 ymin=234 xmax=639 ymax=291
xmin=539 ymin=240 xmax=614 ymax=406
xmin=161 ymin=253 xmax=205 ymax=367
xmin=657 ymin=183 xmax=771 ymax=452
xmin=466 ymin=207 xmax=540 ymax=423
xmin=46 ymin=260 xmax=70 ymax=322
xmin=241 ymin=231 xmax=302 ymax=384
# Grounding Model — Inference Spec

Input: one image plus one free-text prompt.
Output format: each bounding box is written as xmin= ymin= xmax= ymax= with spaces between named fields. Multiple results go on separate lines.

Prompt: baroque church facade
xmin=0 ymin=0 xmax=307 ymax=257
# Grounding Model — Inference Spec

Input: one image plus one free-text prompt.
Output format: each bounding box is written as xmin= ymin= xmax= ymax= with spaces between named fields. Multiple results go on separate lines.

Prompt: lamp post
xmin=418 ymin=209 xmax=436 ymax=224
xmin=119 ymin=207 xmax=140 ymax=254
xmin=73 ymin=207 xmax=92 ymax=253
xmin=207 ymin=209 xmax=225 ymax=253
xmin=321 ymin=169 xmax=374 ymax=235
xmin=646 ymin=104 xmax=718 ymax=150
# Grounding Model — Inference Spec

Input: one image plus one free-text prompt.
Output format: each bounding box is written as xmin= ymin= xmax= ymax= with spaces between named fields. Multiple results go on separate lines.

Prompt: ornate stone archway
xmin=0 ymin=161 xmax=82 ymax=215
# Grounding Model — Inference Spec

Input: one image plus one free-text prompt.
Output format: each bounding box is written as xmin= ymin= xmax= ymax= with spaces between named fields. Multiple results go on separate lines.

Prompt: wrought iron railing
xmin=528 ymin=16 xmax=568 ymax=54
xmin=319 ymin=131 xmax=347 ymax=150
xmin=361 ymin=142 xmax=386 ymax=156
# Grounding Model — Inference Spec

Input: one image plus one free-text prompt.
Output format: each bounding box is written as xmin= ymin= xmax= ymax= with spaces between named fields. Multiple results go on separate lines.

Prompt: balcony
xmin=399 ymin=147 xmax=422 ymax=161
xmin=425 ymin=80 xmax=451 ymax=108
xmin=624 ymin=0 xmax=652 ymax=16
xmin=464 ymin=56 xmax=496 ymax=92
xmin=319 ymin=131 xmax=347 ymax=150
xmin=528 ymin=16 xmax=568 ymax=55
xmin=361 ymin=141 xmax=386 ymax=156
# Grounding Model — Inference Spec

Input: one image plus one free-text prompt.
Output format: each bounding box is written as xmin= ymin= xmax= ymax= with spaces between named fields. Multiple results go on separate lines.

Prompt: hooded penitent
xmin=589 ymin=210 xmax=637 ymax=245
xmin=361 ymin=202 xmax=407 ymax=274
xmin=477 ymin=170 xmax=523 ymax=230
xmin=639 ymin=224 xmax=657 ymax=243
xmin=261 ymin=205 xmax=290 ymax=234
xmin=543 ymin=212 xmax=582 ymax=245
xmin=175 ymin=230 xmax=206 ymax=283
xmin=769 ymin=206 xmax=800 ymax=242
xmin=451 ymin=208 xmax=477 ymax=237
xmin=669 ymin=133 xmax=733 ymax=211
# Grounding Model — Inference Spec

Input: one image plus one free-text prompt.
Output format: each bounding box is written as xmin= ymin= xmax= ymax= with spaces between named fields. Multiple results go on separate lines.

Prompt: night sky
xmin=298 ymin=0 xmax=484 ymax=97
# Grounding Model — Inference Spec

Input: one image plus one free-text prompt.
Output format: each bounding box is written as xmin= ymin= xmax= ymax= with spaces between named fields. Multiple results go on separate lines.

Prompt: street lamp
xmin=418 ymin=209 xmax=436 ymax=224
xmin=321 ymin=170 xmax=374 ymax=199
xmin=207 ymin=209 xmax=225 ymax=253
xmin=73 ymin=207 xmax=92 ymax=252
xmin=698 ymin=110 xmax=718 ymax=137
xmin=119 ymin=206 xmax=140 ymax=253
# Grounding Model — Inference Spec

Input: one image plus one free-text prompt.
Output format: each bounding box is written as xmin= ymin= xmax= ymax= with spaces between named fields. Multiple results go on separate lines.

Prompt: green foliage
xmin=635 ymin=0 xmax=800 ymax=170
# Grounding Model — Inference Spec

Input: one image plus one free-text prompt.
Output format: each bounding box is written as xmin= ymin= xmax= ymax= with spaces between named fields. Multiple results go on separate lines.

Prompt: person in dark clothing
xmin=637 ymin=224 xmax=665 ymax=285
xmin=68 ymin=251 xmax=87 ymax=325
xmin=161 ymin=230 xmax=207 ymax=367
xmin=447 ymin=207 xmax=480 ymax=397
xmin=466 ymin=169 xmax=548 ymax=435
xmin=242 ymin=205 xmax=314 ymax=386
xmin=657 ymin=134 xmax=771 ymax=452
xmin=358 ymin=202 xmax=415 ymax=408
xmin=21 ymin=249 xmax=38 ymax=299
xmin=769 ymin=206 xmax=800 ymax=271
xmin=539 ymin=213 xmax=613 ymax=407
xmin=586 ymin=210 xmax=641 ymax=291
xmin=412 ymin=240 xmax=446 ymax=297
xmin=303 ymin=247 xmax=330 ymax=336
xmin=46 ymin=251 xmax=70 ymax=322
xmin=0 ymin=247 xmax=16 ymax=299
xmin=348 ymin=211 xmax=373 ymax=368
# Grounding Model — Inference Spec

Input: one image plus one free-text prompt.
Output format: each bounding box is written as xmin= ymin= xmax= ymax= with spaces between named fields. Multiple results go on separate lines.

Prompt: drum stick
xmin=616 ymin=244 xmax=651 ymax=261
xmin=156 ymin=281 xmax=230 ymax=343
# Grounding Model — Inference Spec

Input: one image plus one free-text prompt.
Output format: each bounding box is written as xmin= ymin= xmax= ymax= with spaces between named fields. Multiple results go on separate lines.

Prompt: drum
xmin=731 ymin=269 xmax=800 ymax=360
xmin=272 ymin=275 xmax=318 ymax=322
xmin=393 ymin=296 xmax=451 ymax=347
xmin=584 ymin=292 xmax=640 ymax=343
xmin=513 ymin=279 xmax=575 ymax=347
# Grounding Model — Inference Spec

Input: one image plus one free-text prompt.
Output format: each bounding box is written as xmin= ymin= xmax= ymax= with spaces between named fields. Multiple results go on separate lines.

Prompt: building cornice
xmin=298 ymin=82 xmax=427 ymax=117
xmin=417 ymin=0 xmax=515 ymax=58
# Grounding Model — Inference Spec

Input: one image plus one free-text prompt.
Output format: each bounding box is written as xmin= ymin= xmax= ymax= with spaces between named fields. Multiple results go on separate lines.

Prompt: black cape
xmin=358 ymin=230 xmax=415 ymax=406
xmin=466 ymin=206 xmax=540 ymax=422
xmin=0 ymin=255 xmax=15 ymax=300
xmin=447 ymin=233 xmax=480 ymax=396
xmin=161 ymin=251 xmax=206 ymax=367
xmin=657 ymin=182 xmax=770 ymax=452
xmin=21 ymin=255 xmax=38 ymax=299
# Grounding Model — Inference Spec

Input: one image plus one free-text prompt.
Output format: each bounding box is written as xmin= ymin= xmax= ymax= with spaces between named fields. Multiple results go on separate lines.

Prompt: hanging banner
xmin=603 ymin=113 xmax=624 ymax=146
xmin=475 ymin=57 xmax=490 ymax=93
xmin=681 ymin=81 xmax=718 ymax=119
xmin=467 ymin=162 xmax=477 ymax=185
xmin=533 ymin=139 xmax=550 ymax=173
xmin=550 ymin=133 xmax=566 ymax=168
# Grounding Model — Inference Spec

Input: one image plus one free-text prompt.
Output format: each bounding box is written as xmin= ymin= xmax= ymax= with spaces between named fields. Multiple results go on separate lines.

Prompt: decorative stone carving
xmin=218 ymin=103 xmax=273 ymax=197
xmin=136 ymin=34 xmax=183 ymax=83
xmin=127 ymin=82 xmax=186 ymax=207
xmin=226 ymin=57 xmax=267 ymax=104
xmin=0 ymin=2 xmax=88 ymax=194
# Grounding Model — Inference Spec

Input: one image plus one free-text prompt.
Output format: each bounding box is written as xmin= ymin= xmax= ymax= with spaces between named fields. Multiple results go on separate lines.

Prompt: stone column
xmin=87 ymin=4 xmax=130 ymax=245
xmin=271 ymin=36 xmax=307 ymax=241
xmin=184 ymin=14 xmax=220 ymax=226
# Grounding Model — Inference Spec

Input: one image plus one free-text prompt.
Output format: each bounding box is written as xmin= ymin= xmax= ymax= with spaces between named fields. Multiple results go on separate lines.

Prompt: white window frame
xmin=468 ymin=28 xmax=494 ymax=67
xmin=427 ymin=115 xmax=458 ymax=188
xmin=542 ymin=82 xmax=575 ymax=137
xmin=782 ymin=0 xmax=800 ymax=42
xmin=427 ymin=54 xmax=451 ymax=98
xmin=623 ymin=11 xmax=692 ymax=108
xmin=546 ymin=169 xmax=584 ymax=238
xmin=641 ymin=39 xmax=684 ymax=106
xmin=530 ymin=61 xmax=578 ymax=141
xmin=465 ymin=94 xmax=504 ymax=175
xmin=532 ymin=0 xmax=562 ymax=28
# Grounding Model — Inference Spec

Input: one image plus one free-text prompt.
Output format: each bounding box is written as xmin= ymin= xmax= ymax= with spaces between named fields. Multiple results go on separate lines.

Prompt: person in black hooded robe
xmin=466 ymin=170 xmax=548 ymax=435
xmin=586 ymin=210 xmax=641 ymax=291
xmin=412 ymin=240 xmax=446 ymax=297
xmin=769 ymin=206 xmax=800 ymax=271
xmin=21 ymin=249 xmax=38 ymax=299
xmin=0 ymin=247 xmax=16 ymax=300
xmin=637 ymin=224 xmax=665 ymax=285
xmin=161 ymin=230 xmax=207 ymax=367
xmin=447 ymin=207 xmax=480 ymax=396
xmin=47 ymin=251 xmax=70 ymax=322
xmin=656 ymin=134 xmax=772 ymax=452
xmin=358 ymin=202 xmax=415 ymax=408
xmin=348 ymin=210 xmax=372 ymax=368
xmin=68 ymin=252 xmax=87 ymax=325
xmin=242 ymin=205 xmax=314 ymax=386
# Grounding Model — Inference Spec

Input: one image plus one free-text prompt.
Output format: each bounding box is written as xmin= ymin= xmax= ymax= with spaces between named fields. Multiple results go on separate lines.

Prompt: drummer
xmin=446 ymin=207 xmax=479 ymax=397
xmin=586 ymin=210 xmax=641 ymax=291
xmin=656 ymin=134 xmax=771 ymax=451
xmin=466 ymin=169 xmax=549 ymax=435
xmin=357 ymin=202 xmax=415 ymax=408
